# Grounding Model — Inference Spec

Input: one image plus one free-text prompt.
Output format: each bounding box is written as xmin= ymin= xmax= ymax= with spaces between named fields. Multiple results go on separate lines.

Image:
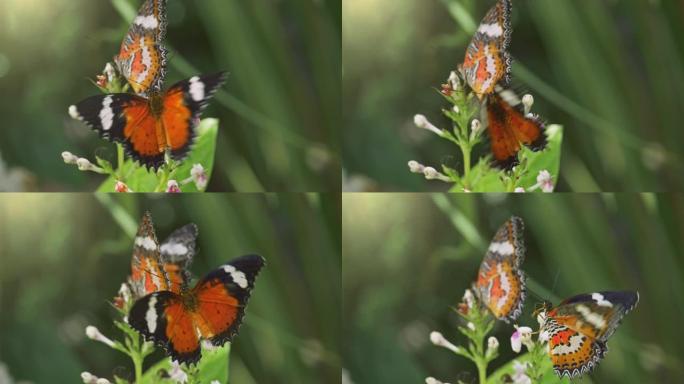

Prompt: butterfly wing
xmin=462 ymin=0 xmax=512 ymax=98
xmin=159 ymin=72 xmax=228 ymax=162
xmin=486 ymin=91 xmax=547 ymax=169
xmin=543 ymin=291 xmax=639 ymax=378
xmin=129 ymin=254 xmax=265 ymax=365
xmin=128 ymin=211 xmax=171 ymax=298
xmin=474 ymin=216 xmax=526 ymax=322
xmin=69 ymin=93 xmax=169 ymax=169
xmin=191 ymin=254 xmax=265 ymax=347
xmin=128 ymin=290 xmax=201 ymax=364
xmin=114 ymin=0 xmax=167 ymax=95
xmin=160 ymin=223 xmax=198 ymax=293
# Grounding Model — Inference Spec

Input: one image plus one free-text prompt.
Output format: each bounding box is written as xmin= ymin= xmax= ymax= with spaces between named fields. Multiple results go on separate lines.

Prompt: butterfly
xmin=461 ymin=0 xmax=546 ymax=169
xmin=69 ymin=72 xmax=227 ymax=169
xmin=129 ymin=211 xmax=197 ymax=299
xmin=128 ymin=254 xmax=265 ymax=365
xmin=473 ymin=216 xmax=526 ymax=323
xmin=538 ymin=291 xmax=639 ymax=378
xmin=114 ymin=0 xmax=168 ymax=96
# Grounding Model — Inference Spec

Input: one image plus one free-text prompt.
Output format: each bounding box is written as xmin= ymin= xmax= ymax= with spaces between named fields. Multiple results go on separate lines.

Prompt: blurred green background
xmin=0 ymin=193 xmax=340 ymax=383
xmin=342 ymin=0 xmax=684 ymax=192
xmin=0 ymin=0 xmax=340 ymax=192
xmin=343 ymin=193 xmax=683 ymax=383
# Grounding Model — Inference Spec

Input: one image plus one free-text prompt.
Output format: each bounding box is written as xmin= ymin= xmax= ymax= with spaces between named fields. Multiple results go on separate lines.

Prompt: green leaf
xmin=96 ymin=118 xmax=219 ymax=192
xmin=139 ymin=344 xmax=230 ymax=384
xmin=517 ymin=125 xmax=564 ymax=191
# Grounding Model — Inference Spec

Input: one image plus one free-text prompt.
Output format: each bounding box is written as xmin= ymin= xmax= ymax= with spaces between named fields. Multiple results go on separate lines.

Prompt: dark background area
xmin=343 ymin=0 xmax=684 ymax=192
xmin=343 ymin=193 xmax=683 ymax=383
xmin=0 ymin=0 xmax=341 ymax=192
xmin=0 ymin=193 xmax=341 ymax=383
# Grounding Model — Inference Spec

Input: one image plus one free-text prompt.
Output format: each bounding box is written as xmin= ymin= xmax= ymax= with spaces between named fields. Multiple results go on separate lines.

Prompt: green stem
xmin=116 ymin=143 xmax=124 ymax=178
xmin=461 ymin=143 xmax=471 ymax=182
xmin=129 ymin=334 xmax=144 ymax=383
xmin=476 ymin=359 xmax=487 ymax=384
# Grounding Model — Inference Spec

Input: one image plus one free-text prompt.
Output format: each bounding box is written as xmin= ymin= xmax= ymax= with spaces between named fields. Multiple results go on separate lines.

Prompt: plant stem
xmin=460 ymin=142 xmax=471 ymax=183
xmin=476 ymin=359 xmax=487 ymax=384
xmin=116 ymin=143 xmax=124 ymax=178
xmin=129 ymin=333 xmax=144 ymax=383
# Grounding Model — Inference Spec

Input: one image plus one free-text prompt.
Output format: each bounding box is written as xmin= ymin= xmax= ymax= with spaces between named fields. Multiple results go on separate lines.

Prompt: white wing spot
xmin=146 ymin=295 xmax=158 ymax=333
xmin=135 ymin=236 xmax=157 ymax=251
xmin=160 ymin=243 xmax=188 ymax=256
xmin=134 ymin=15 xmax=159 ymax=29
xmin=68 ymin=105 xmax=81 ymax=120
xmin=477 ymin=23 xmax=504 ymax=37
xmin=222 ymin=265 xmax=248 ymax=289
xmin=189 ymin=76 xmax=205 ymax=102
xmin=592 ymin=293 xmax=613 ymax=307
xmin=576 ymin=304 xmax=607 ymax=329
xmin=488 ymin=241 xmax=514 ymax=256
xmin=99 ymin=96 xmax=114 ymax=131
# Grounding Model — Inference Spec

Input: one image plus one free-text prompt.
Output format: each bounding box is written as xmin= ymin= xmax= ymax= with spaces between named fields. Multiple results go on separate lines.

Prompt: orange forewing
xmin=486 ymin=94 xmax=545 ymax=167
xmin=161 ymin=88 xmax=193 ymax=151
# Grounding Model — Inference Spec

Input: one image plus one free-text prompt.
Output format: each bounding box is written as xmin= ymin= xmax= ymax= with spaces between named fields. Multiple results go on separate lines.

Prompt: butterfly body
xmin=474 ymin=216 xmax=526 ymax=323
xmin=540 ymin=291 xmax=639 ymax=378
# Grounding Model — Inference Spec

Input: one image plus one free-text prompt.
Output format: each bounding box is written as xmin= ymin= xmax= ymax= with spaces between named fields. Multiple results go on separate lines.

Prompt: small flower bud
xmin=62 ymin=151 xmax=79 ymax=165
xmin=86 ymin=326 xmax=115 ymax=348
xmin=76 ymin=158 xmax=93 ymax=171
xmin=448 ymin=70 xmax=460 ymax=91
xmin=408 ymin=160 xmax=425 ymax=174
xmin=114 ymin=181 xmax=131 ymax=193
xmin=96 ymin=379 xmax=112 ymax=384
xmin=514 ymin=187 xmax=526 ymax=193
xmin=103 ymin=63 xmax=116 ymax=82
xmin=467 ymin=322 xmax=476 ymax=331
xmin=462 ymin=289 xmax=475 ymax=309
xmin=169 ymin=361 xmax=188 ymax=383
xmin=469 ymin=119 xmax=482 ymax=141
xmin=488 ymin=336 xmax=499 ymax=351
xmin=430 ymin=331 xmax=461 ymax=354
xmin=522 ymin=94 xmax=534 ymax=115
xmin=426 ymin=378 xmax=445 ymax=384
xmin=414 ymin=114 xmax=443 ymax=136
xmin=452 ymin=105 xmax=459 ymax=114
xmin=166 ymin=180 xmax=181 ymax=193
xmin=81 ymin=372 xmax=97 ymax=384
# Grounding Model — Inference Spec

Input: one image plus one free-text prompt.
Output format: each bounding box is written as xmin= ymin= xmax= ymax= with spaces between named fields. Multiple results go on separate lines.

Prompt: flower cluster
xmin=408 ymin=71 xmax=558 ymax=192
xmin=427 ymin=289 xmax=552 ymax=384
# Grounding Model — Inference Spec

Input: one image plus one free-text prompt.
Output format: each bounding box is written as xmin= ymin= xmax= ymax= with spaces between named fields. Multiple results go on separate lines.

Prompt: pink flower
xmin=536 ymin=170 xmax=554 ymax=192
xmin=510 ymin=326 xmax=533 ymax=353
xmin=190 ymin=164 xmax=208 ymax=190
xmin=166 ymin=180 xmax=181 ymax=193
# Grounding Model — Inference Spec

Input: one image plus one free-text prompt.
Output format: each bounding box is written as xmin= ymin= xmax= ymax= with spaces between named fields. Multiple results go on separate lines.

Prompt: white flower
xmin=429 ymin=331 xmax=460 ymax=354
xmin=512 ymin=361 xmax=532 ymax=384
xmin=118 ymin=283 xmax=131 ymax=305
xmin=510 ymin=326 xmax=534 ymax=353
xmin=96 ymin=379 xmax=112 ymax=384
xmin=168 ymin=361 xmax=188 ymax=383
xmin=414 ymin=114 xmax=443 ymax=136
xmin=85 ymin=326 xmax=115 ymax=348
xmin=103 ymin=63 xmax=116 ymax=83
xmin=62 ymin=151 xmax=79 ymax=164
xmin=486 ymin=336 xmax=499 ymax=357
xmin=469 ymin=119 xmax=482 ymax=141
xmin=422 ymin=167 xmax=450 ymax=182
xmin=462 ymin=289 xmax=475 ymax=309
xmin=166 ymin=180 xmax=181 ymax=193
xmin=522 ymin=94 xmax=534 ymax=115
xmin=448 ymin=70 xmax=460 ymax=90
xmin=514 ymin=187 xmax=526 ymax=193
xmin=190 ymin=163 xmax=208 ymax=190
xmin=452 ymin=105 xmax=459 ymax=114
xmin=537 ymin=170 xmax=554 ymax=192
xmin=426 ymin=377 xmax=450 ymax=384
xmin=81 ymin=372 xmax=97 ymax=384
xmin=408 ymin=160 xmax=425 ymax=174
xmin=466 ymin=322 xmax=476 ymax=331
